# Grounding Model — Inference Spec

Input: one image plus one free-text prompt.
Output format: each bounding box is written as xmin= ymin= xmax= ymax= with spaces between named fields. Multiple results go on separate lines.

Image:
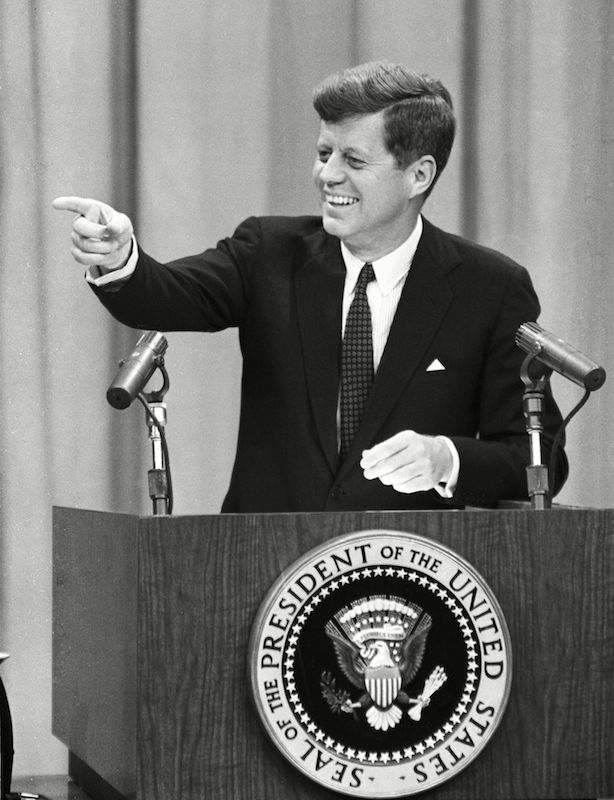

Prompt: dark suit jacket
xmin=94 ymin=215 xmax=567 ymax=512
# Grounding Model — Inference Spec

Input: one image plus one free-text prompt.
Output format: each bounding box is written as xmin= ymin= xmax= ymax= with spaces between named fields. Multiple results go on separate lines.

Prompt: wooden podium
xmin=52 ymin=506 xmax=614 ymax=800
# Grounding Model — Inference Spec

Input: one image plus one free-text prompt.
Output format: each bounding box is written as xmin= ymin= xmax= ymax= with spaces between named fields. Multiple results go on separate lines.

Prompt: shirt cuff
xmin=434 ymin=436 xmax=460 ymax=498
xmin=85 ymin=236 xmax=138 ymax=287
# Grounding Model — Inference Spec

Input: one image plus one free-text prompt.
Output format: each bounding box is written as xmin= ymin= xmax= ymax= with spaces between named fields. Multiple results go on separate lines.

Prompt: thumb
xmin=84 ymin=201 xmax=109 ymax=225
xmin=102 ymin=209 xmax=134 ymax=247
xmin=96 ymin=210 xmax=134 ymax=270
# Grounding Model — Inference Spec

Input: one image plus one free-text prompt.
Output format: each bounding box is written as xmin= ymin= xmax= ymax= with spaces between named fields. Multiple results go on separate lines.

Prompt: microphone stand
xmin=142 ymin=363 xmax=171 ymax=516
xmin=520 ymin=353 xmax=553 ymax=510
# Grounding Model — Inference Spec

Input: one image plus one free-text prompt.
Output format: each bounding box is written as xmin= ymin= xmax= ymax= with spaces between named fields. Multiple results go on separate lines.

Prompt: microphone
xmin=515 ymin=322 xmax=606 ymax=391
xmin=107 ymin=331 xmax=168 ymax=409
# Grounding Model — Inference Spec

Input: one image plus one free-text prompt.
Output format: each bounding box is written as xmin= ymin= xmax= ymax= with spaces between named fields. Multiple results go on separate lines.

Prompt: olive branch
xmin=320 ymin=671 xmax=353 ymax=714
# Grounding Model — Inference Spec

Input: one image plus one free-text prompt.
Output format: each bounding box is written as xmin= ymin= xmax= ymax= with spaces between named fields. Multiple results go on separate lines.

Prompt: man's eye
xmin=347 ymin=156 xmax=365 ymax=168
xmin=318 ymin=150 xmax=331 ymax=162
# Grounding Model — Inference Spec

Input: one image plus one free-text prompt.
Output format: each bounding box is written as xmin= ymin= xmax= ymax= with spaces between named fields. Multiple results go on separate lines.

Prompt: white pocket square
xmin=426 ymin=358 xmax=446 ymax=372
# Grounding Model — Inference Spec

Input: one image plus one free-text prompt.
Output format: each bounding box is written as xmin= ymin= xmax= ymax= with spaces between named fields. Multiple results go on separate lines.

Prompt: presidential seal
xmin=249 ymin=530 xmax=512 ymax=797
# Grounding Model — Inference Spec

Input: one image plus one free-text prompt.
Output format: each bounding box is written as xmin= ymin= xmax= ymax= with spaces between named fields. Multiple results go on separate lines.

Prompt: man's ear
xmin=406 ymin=155 xmax=437 ymax=198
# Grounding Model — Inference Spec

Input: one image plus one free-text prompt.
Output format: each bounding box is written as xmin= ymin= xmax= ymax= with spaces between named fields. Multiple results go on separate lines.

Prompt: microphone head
xmin=516 ymin=322 xmax=606 ymax=391
xmin=583 ymin=364 xmax=607 ymax=392
xmin=107 ymin=331 xmax=168 ymax=409
xmin=106 ymin=383 xmax=134 ymax=410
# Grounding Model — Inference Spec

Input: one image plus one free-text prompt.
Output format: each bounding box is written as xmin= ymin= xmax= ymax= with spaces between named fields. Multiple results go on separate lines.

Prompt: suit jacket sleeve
xmin=90 ymin=216 xmax=264 ymax=333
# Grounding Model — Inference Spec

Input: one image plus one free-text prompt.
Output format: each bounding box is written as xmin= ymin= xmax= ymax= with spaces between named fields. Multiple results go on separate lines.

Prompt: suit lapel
xmin=295 ymin=230 xmax=345 ymax=474
xmin=336 ymin=220 xmax=459 ymax=476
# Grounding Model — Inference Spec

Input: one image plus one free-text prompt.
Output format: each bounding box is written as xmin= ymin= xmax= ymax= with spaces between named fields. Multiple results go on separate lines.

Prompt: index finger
xmin=52 ymin=196 xmax=100 ymax=216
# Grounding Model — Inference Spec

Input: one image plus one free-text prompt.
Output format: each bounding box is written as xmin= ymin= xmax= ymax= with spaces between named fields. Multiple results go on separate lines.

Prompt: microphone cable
xmin=548 ymin=388 xmax=591 ymax=499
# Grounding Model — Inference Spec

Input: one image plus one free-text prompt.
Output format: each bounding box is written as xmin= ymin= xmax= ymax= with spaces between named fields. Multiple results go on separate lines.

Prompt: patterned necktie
xmin=339 ymin=262 xmax=376 ymax=461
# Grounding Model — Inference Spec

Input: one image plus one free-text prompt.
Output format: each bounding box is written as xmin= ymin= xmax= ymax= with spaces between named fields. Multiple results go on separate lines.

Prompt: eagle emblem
xmin=322 ymin=595 xmax=446 ymax=731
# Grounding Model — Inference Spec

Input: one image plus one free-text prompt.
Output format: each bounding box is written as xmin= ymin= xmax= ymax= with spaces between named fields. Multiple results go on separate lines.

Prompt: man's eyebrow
xmin=343 ymin=146 xmax=370 ymax=158
xmin=327 ymin=142 xmax=372 ymax=158
xmin=315 ymin=140 xmax=374 ymax=159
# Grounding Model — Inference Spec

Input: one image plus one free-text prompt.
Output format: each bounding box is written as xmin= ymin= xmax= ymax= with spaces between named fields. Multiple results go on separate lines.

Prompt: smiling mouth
xmin=324 ymin=193 xmax=359 ymax=207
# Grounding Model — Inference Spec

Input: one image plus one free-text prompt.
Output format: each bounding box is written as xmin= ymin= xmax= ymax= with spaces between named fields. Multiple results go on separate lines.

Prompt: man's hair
xmin=313 ymin=61 xmax=456 ymax=194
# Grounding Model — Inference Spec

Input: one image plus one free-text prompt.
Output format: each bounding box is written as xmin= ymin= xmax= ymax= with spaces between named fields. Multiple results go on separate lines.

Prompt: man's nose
xmin=319 ymin=154 xmax=345 ymax=184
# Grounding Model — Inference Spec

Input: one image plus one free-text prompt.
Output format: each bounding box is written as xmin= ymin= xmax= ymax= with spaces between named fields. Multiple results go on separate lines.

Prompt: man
xmin=53 ymin=61 xmax=567 ymax=512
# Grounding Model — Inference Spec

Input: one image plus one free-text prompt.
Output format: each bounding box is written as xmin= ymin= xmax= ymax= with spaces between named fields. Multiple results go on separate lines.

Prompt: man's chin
xmin=321 ymin=213 xmax=348 ymax=239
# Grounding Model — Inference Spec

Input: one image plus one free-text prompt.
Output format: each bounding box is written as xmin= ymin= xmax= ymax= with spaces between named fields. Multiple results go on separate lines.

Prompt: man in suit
xmin=53 ymin=61 xmax=567 ymax=512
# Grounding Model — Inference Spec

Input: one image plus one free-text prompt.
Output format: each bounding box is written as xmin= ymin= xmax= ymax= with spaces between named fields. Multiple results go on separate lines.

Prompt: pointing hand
xmin=52 ymin=196 xmax=133 ymax=271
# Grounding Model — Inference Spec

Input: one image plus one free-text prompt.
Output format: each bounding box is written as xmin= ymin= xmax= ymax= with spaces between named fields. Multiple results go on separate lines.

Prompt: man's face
xmin=312 ymin=111 xmax=418 ymax=261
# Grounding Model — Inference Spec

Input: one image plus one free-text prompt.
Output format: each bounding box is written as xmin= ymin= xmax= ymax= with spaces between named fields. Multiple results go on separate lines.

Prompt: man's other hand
xmin=361 ymin=430 xmax=453 ymax=494
xmin=52 ymin=196 xmax=133 ymax=272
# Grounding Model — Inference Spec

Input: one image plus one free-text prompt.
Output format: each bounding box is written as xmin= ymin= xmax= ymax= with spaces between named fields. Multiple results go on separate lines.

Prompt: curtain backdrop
xmin=1 ymin=0 xmax=612 ymax=776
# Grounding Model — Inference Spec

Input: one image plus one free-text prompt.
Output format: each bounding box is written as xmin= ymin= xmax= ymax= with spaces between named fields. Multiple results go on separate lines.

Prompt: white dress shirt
xmin=340 ymin=217 xmax=422 ymax=368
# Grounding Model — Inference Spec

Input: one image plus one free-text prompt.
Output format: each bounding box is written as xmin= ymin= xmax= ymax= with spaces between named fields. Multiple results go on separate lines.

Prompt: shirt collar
xmin=340 ymin=215 xmax=423 ymax=295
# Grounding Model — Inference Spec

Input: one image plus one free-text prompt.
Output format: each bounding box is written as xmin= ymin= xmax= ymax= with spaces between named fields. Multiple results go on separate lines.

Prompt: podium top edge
xmin=51 ymin=504 xmax=609 ymax=518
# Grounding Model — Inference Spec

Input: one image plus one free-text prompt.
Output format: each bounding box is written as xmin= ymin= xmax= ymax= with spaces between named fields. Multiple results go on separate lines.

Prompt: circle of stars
xmin=281 ymin=566 xmax=480 ymax=766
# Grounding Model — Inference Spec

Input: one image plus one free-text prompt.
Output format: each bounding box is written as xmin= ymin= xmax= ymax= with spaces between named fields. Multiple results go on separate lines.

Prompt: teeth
xmin=325 ymin=194 xmax=358 ymax=206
